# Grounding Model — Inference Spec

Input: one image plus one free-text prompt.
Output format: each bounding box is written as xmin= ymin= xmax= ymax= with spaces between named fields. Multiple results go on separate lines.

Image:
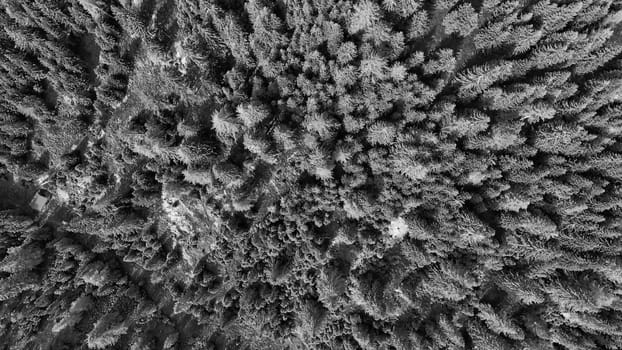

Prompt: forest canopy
xmin=2 ymin=0 xmax=622 ymax=349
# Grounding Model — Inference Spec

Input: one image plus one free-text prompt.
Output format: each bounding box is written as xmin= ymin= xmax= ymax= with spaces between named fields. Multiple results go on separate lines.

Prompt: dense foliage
xmin=2 ymin=0 xmax=622 ymax=349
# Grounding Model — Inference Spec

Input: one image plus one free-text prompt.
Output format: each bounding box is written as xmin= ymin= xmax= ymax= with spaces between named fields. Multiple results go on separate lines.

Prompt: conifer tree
xmin=443 ymin=3 xmax=479 ymax=37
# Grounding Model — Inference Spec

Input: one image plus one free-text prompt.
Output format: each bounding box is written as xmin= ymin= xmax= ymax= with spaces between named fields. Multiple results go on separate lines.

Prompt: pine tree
xmin=455 ymin=61 xmax=513 ymax=99
xmin=348 ymin=1 xmax=381 ymax=34
xmin=496 ymin=273 xmax=546 ymax=305
xmin=0 ymin=243 xmax=44 ymax=273
xmin=407 ymin=10 xmax=430 ymax=39
xmin=434 ymin=0 xmax=460 ymax=12
xmin=359 ymin=54 xmax=388 ymax=82
xmin=440 ymin=109 xmax=490 ymax=138
xmin=237 ymin=103 xmax=270 ymax=128
xmin=532 ymin=1 xmax=584 ymax=34
xmin=52 ymin=295 xmax=93 ymax=333
xmin=303 ymin=113 xmax=339 ymax=141
xmin=443 ymin=3 xmax=479 ymax=37
xmin=422 ymin=48 xmax=456 ymax=75
xmin=86 ymin=312 xmax=129 ymax=349
xmin=534 ymin=122 xmax=595 ymax=156
xmin=519 ymin=102 xmax=557 ymax=123
xmin=366 ymin=121 xmax=397 ymax=146
xmin=382 ymin=0 xmax=420 ymax=17
xmin=475 ymin=302 xmax=525 ymax=340
xmin=467 ymin=319 xmax=515 ymax=350
xmin=212 ymin=108 xmax=242 ymax=144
